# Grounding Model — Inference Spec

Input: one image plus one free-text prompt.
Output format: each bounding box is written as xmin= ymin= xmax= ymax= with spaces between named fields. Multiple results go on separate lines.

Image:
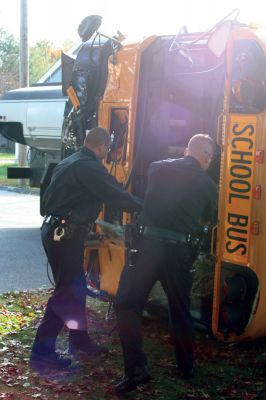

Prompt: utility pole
xmin=18 ymin=0 xmax=28 ymax=186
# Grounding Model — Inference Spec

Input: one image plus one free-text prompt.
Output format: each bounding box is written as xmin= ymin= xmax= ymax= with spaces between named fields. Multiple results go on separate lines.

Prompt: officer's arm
xmin=200 ymin=179 xmax=218 ymax=225
xmin=78 ymin=160 xmax=142 ymax=211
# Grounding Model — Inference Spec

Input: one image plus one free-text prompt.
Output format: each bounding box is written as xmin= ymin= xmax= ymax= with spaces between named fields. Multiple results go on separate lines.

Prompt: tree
xmin=0 ymin=28 xmax=19 ymax=76
xmin=0 ymin=28 xmax=72 ymax=88
xmin=29 ymin=40 xmax=61 ymax=84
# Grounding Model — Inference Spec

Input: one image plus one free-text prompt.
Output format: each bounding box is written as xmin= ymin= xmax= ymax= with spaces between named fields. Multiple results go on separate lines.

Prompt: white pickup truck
xmin=0 ymin=51 xmax=70 ymax=155
xmin=0 ymin=44 xmax=79 ymax=186
xmin=0 ymin=84 xmax=66 ymax=154
xmin=0 ymin=20 xmax=112 ymax=188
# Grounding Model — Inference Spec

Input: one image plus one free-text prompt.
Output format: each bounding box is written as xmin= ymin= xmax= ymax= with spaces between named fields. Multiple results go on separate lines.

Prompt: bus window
xmin=106 ymin=108 xmax=128 ymax=166
xmin=230 ymin=40 xmax=266 ymax=114
xmin=104 ymin=108 xmax=129 ymax=226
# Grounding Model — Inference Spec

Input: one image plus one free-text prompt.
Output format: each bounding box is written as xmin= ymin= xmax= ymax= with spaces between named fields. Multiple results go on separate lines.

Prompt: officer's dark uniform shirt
xmin=142 ymin=156 xmax=217 ymax=234
xmin=42 ymin=147 xmax=141 ymax=224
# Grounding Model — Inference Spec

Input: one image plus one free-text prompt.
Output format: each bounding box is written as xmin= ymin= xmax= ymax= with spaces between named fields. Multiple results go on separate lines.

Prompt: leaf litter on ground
xmin=0 ymin=289 xmax=266 ymax=399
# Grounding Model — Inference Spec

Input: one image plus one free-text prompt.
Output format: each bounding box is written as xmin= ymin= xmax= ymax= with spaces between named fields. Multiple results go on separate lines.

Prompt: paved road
xmin=0 ymin=189 xmax=51 ymax=293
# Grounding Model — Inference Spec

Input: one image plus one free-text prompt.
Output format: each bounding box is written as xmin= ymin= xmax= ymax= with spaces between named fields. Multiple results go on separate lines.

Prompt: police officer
xmin=30 ymin=127 xmax=142 ymax=371
xmin=114 ymin=134 xmax=217 ymax=394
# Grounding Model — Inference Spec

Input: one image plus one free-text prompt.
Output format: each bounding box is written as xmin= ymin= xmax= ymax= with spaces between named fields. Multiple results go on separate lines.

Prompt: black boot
xmin=69 ymin=330 xmax=108 ymax=356
xmin=115 ymin=365 xmax=151 ymax=394
xmin=30 ymin=351 xmax=71 ymax=371
xmin=30 ymin=306 xmax=67 ymax=372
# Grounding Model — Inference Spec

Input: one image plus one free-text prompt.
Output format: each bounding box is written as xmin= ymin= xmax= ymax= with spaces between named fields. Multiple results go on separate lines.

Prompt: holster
xmin=42 ymin=215 xmax=89 ymax=241
xmin=64 ymin=221 xmax=79 ymax=240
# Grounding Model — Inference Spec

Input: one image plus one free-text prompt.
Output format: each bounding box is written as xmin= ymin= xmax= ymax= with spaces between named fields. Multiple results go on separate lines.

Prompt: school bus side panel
xmin=212 ymin=27 xmax=266 ymax=341
xmin=86 ymin=38 xmax=156 ymax=297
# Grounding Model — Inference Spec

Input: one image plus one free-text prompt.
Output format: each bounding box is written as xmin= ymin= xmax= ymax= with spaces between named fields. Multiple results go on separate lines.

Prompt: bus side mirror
xmin=78 ymin=15 xmax=102 ymax=42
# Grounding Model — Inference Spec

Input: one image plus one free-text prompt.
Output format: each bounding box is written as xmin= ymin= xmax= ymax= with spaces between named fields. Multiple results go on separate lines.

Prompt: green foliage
xmin=62 ymin=39 xmax=75 ymax=52
xmin=0 ymin=162 xmax=19 ymax=186
xmin=0 ymin=28 xmax=19 ymax=77
xmin=0 ymin=290 xmax=45 ymax=336
xmin=29 ymin=39 xmax=61 ymax=84
xmin=0 ymin=28 xmax=62 ymax=87
xmin=0 ymin=153 xmax=15 ymax=159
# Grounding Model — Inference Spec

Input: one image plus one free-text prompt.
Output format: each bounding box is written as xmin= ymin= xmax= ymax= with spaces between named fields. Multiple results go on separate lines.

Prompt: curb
xmin=0 ymin=185 xmax=40 ymax=195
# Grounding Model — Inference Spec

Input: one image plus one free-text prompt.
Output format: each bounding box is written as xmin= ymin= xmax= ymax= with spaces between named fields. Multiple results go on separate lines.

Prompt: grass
xmin=0 ymin=152 xmax=39 ymax=191
xmin=0 ymin=152 xmax=15 ymax=160
xmin=0 ymin=162 xmax=20 ymax=186
xmin=0 ymin=152 xmax=18 ymax=185
xmin=0 ymin=289 xmax=266 ymax=399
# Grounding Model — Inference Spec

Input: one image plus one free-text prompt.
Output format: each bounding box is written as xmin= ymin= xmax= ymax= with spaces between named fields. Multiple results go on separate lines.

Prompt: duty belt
xmin=143 ymin=226 xmax=190 ymax=244
xmin=43 ymin=215 xmax=92 ymax=231
xmin=44 ymin=215 xmax=67 ymax=226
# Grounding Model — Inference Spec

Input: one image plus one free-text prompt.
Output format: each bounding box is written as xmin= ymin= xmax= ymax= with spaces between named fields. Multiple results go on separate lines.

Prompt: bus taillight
xmin=251 ymin=221 xmax=260 ymax=235
xmin=255 ymin=150 xmax=264 ymax=164
xmin=252 ymin=185 xmax=261 ymax=200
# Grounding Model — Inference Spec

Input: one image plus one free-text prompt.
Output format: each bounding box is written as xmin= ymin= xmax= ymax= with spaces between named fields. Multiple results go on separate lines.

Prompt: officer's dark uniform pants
xmin=32 ymin=222 xmax=87 ymax=355
xmin=114 ymin=236 xmax=195 ymax=374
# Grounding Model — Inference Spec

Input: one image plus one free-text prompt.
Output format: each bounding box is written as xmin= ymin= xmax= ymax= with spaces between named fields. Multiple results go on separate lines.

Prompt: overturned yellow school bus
xmin=57 ymin=12 xmax=266 ymax=342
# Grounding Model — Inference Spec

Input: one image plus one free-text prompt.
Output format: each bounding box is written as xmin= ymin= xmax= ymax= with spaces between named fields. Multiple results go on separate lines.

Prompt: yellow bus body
xmin=212 ymin=27 xmax=266 ymax=341
xmin=84 ymin=24 xmax=266 ymax=341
